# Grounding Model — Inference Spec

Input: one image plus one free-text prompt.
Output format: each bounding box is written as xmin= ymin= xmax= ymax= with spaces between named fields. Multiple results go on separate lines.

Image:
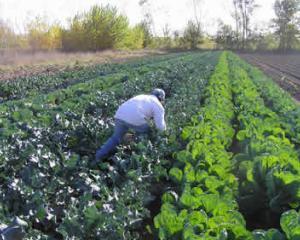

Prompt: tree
xmin=62 ymin=5 xmax=130 ymax=51
xmin=0 ymin=21 xmax=17 ymax=49
xmin=182 ymin=20 xmax=203 ymax=49
xmin=246 ymin=26 xmax=278 ymax=51
xmin=117 ymin=24 xmax=145 ymax=49
xmin=215 ymin=21 xmax=237 ymax=49
xmin=173 ymin=30 xmax=181 ymax=48
xmin=192 ymin=0 xmax=203 ymax=29
xmin=27 ymin=16 xmax=50 ymax=50
xmin=83 ymin=5 xmax=129 ymax=50
xmin=255 ymin=34 xmax=278 ymax=50
xmin=232 ymin=0 xmax=259 ymax=49
xmin=138 ymin=19 xmax=153 ymax=48
xmin=61 ymin=14 xmax=86 ymax=51
xmin=162 ymin=24 xmax=172 ymax=48
xmin=273 ymin=0 xmax=300 ymax=51
xmin=26 ymin=16 xmax=62 ymax=51
xmin=139 ymin=0 xmax=156 ymax=47
xmin=232 ymin=0 xmax=242 ymax=48
xmin=46 ymin=24 xmax=62 ymax=50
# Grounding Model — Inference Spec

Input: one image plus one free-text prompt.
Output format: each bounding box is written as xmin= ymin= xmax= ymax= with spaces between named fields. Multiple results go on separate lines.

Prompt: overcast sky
xmin=0 ymin=0 xmax=276 ymax=35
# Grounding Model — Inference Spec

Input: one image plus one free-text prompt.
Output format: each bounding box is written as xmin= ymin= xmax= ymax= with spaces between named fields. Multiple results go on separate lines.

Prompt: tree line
xmin=0 ymin=0 xmax=299 ymax=52
xmin=216 ymin=0 xmax=300 ymax=52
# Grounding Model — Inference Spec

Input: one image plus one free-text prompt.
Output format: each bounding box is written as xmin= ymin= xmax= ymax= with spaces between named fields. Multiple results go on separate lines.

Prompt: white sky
xmin=0 ymin=0 xmax=276 ymax=35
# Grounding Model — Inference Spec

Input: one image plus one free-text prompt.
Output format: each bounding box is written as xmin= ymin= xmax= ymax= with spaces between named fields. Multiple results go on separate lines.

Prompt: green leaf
xmin=180 ymin=185 xmax=198 ymax=209
xmin=36 ymin=206 xmax=47 ymax=221
xmin=210 ymin=164 xmax=227 ymax=179
xmin=162 ymin=191 xmax=178 ymax=204
xmin=182 ymin=126 xmax=194 ymax=140
xmin=184 ymin=163 xmax=196 ymax=183
xmin=237 ymin=130 xmax=247 ymax=141
xmin=12 ymin=109 xmax=33 ymax=122
xmin=190 ymin=140 xmax=204 ymax=159
xmin=176 ymin=150 xmax=193 ymax=164
xmin=196 ymin=170 xmax=209 ymax=183
xmin=188 ymin=210 xmax=208 ymax=226
xmin=280 ymin=210 xmax=300 ymax=239
xmin=154 ymin=203 xmax=186 ymax=238
xmin=66 ymin=154 xmax=79 ymax=168
xmin=169 ymin=167 xmax=183 ymax=184
xmin=201 ymin=194 xmax=219 ymax=214
xmin=205 ymin=176 xmax=223 ymax=193
xmin=84 ymin=205 xmax=103 ymax=229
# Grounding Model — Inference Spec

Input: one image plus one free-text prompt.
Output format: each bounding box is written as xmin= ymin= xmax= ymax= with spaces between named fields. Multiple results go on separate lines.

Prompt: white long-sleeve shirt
xmin=115 ymin=94 xmax=166 ymax=131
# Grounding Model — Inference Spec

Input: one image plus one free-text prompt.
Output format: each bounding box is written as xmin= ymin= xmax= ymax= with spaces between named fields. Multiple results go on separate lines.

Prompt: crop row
xmin=0 ymin=51 xmax=220 ymax=239
xmin=154 ymin=52 xmax=253 ymax=239
xmin=155 ymin=52 xmax=300 ymax=240
xmin=228 ymin=58 xmax=300 ymax=239
xmin=0 ymin=52 xmax=191 ymax=102
xmin=228 ymin=55 xmax=300 ymax=215
xmin=228 ymin=53 xmax=300 ymax=239
xmin=0 ymin=51 xmax=205 ymax=141
xmin=230 ymin=53 xmax=300 ymax=147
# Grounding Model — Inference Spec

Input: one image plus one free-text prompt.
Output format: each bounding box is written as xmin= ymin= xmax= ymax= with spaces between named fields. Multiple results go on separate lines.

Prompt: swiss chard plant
xmin=155 ymin=52 xmax=253 ymax=240
xmin=227 ymin=53 xmax=300 ymax=238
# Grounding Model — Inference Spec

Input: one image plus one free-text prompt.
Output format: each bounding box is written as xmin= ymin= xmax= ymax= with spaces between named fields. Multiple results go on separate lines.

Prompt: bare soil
xmin=0 ymin=49 xmax=166 ymax=81
xmin=239 ymin=53 xmax=300 ymax=101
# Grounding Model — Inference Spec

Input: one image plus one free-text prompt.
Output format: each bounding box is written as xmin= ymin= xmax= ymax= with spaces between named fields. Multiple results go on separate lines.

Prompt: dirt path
xmin=239 ymin=54 xmax=300 ymax=101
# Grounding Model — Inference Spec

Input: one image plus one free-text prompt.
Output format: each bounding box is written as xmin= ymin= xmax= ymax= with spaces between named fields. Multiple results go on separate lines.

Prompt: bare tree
xmin=162 ymin=24 xmax=170 ymax=38
xmin=273 ymin=0 xmax=300 ymax=51
xmin=173 ymin=30 xmax=180 ymax=47
xmin=215 ymin=20 xmax=237 ymax=49
xmin=0 ymin=20 xmax=16 ymax=49
xmin=232 ymin=0 xmax=259 ymax=50
xmin=139 ymin=0 xmax=156 ymax=36
xmin=174 ymin=0 xmax=203 ymax=49
xmin=192 ymin=0 xmax=203 ymax=28
xmin=183 ymin=20 xmax=203 ymax=49
xmin=162 ymin=23 xmax=171 ymax=48
xmin=232 ymin=0 xmax=242 ymax=48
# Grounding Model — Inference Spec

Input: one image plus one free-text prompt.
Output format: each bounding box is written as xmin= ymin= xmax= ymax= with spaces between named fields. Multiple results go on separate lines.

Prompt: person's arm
xmin=153 ymin=102 xmax=166 ymax=131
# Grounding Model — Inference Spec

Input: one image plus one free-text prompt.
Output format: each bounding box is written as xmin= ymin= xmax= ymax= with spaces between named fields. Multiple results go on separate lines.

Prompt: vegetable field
xmin=0 ymin=51 xmax=300 ymax=239
xmin=239 ymin=53 xmax=300 ymax=101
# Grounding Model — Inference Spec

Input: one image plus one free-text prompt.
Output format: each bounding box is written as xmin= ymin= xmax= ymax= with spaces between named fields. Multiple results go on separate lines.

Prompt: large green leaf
xmin=280 ymin=210 xmax=300 ymax=239
xmin=169 ymin=167 xmax=183 ymax=184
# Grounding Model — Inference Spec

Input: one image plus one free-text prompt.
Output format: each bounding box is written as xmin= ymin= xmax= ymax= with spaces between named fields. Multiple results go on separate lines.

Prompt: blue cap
xmin=151 ymin=88 xmax=165 ymax=101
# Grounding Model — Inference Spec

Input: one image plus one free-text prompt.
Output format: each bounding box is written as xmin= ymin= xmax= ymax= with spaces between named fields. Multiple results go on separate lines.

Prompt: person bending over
xmin=93 ymin=88 xmax=166 ymax=164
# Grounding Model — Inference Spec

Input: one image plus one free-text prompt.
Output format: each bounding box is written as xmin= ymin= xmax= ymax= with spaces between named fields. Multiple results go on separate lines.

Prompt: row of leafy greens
xmin=155 ymin=52 xmax=300 ymax=240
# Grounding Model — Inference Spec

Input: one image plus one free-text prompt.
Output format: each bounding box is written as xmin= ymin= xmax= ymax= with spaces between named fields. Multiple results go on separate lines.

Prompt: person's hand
xmin=90 ymin=160 xmax=98 ymax=168
xmin=89 ymin=150 xmax=101 ymax=168
xmin=95 ymin=149 xmax=102 ymax=162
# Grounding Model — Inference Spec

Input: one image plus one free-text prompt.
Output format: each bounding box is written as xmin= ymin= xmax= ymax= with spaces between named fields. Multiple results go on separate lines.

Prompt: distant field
xmin=239 ymin=53 xmax=300 ymax=100
xmin=0 ymin=49 xmax=166 ymax=81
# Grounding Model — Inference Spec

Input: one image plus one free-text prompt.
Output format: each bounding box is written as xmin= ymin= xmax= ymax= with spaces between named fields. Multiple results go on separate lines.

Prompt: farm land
xmin=240 ymin=53 xmax=300 ymax=101
xmin=0 ymin=51 xmax=300 ymax=239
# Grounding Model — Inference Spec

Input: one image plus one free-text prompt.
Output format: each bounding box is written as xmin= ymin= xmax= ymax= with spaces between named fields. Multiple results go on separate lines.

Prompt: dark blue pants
xmin=95 ymin=119 xmax=149 ymax=161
